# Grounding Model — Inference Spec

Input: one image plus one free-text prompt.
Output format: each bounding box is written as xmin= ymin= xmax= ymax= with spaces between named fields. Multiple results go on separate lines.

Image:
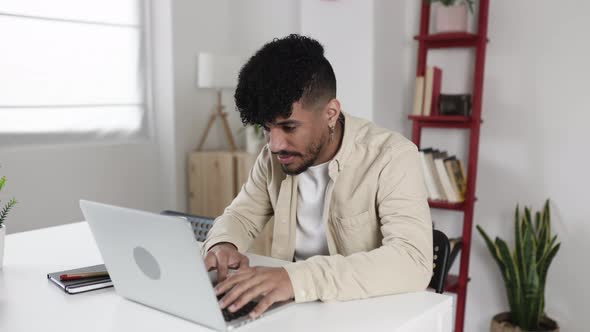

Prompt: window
xmin=0 ymin=0 xmax=150 ymax=145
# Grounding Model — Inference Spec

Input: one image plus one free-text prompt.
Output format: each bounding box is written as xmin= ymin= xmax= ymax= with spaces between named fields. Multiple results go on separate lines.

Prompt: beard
xmin=276 ymin=136 xmax=325 ymax=176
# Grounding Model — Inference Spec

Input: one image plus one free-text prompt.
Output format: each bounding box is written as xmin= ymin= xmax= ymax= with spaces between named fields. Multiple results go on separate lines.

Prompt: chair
xmin=161 ymin=210 xmax=214 ymax=242
xmin=429 ymin=229 xmax=451 ymax=293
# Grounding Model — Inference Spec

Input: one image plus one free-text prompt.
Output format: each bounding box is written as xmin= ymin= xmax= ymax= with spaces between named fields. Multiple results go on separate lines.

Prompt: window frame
xmin=0 ymin=0 xmax=155 ymax=147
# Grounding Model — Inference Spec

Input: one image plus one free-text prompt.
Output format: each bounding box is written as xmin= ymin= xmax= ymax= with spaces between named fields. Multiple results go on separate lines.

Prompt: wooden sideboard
xmin=188 ymin=151 xmax=257 ymax=218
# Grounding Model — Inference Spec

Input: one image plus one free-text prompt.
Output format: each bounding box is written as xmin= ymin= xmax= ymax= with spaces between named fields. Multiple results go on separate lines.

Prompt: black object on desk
xmin=47 ymin=264 xmax=113 ymax=294
xmin=161 ymin=210 xmax=214 ymax=242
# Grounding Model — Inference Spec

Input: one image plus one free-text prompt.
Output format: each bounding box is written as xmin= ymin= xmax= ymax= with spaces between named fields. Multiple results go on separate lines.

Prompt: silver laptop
xmin=80 ymin=200 xmax=293 ymax=331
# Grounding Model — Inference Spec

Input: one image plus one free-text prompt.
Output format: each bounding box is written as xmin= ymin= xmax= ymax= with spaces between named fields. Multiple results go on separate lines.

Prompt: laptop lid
xmin=80 ymin=200 xmax=227 ymax=331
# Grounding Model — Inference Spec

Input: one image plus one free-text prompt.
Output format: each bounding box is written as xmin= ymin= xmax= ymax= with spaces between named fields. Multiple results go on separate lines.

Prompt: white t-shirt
xmin=294 ymin=161 xmax=330 ymax=261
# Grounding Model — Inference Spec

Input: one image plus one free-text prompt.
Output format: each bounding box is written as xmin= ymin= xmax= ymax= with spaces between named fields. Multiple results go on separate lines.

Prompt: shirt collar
xmin=328 ymin=112 xmax=357 ymax=178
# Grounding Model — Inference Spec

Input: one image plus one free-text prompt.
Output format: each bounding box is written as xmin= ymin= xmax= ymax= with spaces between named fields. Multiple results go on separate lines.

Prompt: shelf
xmin=408 ymin=115 xmax=473 ymax=129
xmin=428 ymin=200 xmax=465 ymax=211
xmin=414 ymin=32 xmax=482 ymax=49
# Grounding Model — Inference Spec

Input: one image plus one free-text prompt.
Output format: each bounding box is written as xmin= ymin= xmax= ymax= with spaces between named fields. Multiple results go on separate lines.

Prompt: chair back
xmin=161 ymin=210 xmax=214 ymax=242
xmin=429 ymin=229 xmax=450 ymax=293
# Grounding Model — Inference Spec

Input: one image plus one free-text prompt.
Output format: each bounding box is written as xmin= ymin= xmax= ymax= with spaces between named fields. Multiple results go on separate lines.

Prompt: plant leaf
xmin=496 ymin=237 xmax=522 ymax=325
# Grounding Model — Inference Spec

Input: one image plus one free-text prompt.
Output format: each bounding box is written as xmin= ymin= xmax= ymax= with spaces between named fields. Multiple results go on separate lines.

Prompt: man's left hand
xmin=215 ymin=267 xmax=294 ymax=318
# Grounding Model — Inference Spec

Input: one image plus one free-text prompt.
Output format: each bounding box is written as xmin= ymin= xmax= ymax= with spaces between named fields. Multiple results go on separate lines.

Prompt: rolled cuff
xmin=283 ymin=261 xmax=318 ymax=303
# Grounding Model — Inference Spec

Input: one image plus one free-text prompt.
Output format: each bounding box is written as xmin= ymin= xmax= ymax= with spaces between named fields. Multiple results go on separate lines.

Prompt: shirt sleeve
xmin=202 ymin=147 xmax=274 ymax=254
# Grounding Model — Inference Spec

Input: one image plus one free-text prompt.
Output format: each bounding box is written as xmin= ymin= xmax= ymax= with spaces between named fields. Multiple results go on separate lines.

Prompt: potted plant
xmin=477 ymin=199 xmax=560 ymax=332
xmin=0 ymin=175 xmax=17 ymax=269
xmin=428 ymin=0 xmax=475 ymax=33
xmin=245 ymin=124 xmax=266 ymax=155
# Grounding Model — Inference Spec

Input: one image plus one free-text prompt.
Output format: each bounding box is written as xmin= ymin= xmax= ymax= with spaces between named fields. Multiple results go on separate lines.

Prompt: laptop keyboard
xmin=217 ymin=295 xmax=258 ymax=322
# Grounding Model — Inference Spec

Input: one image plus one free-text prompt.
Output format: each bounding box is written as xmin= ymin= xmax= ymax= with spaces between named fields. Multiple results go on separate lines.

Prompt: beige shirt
xmin=203 ymin=112 xmax=433 ymax=303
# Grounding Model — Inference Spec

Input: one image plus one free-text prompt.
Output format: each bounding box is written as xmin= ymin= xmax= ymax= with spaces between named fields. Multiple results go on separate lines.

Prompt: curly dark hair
xmin=234 ymin=34 xmax=337 ymax=126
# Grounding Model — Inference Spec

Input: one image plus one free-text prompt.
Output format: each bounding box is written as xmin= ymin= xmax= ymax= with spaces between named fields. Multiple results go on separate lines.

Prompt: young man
xmin=203 ymin=34 xmax=432 ymax=319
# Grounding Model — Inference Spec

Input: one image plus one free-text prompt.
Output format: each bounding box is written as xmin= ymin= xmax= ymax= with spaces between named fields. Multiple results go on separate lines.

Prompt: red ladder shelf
xmin=409 ymin=1 xmax=490 ymax=332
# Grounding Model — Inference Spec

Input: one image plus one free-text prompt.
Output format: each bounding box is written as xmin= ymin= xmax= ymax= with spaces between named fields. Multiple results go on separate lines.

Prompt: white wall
xmin=170 ymin=0 xmax=300 ymax=212
xmin=301 ymin=0 xmax=375 ymax=121
xmin=169 ymin=0 xmax=233 ymax=214
xmin=0 ymin=142 xmax=162 ymax=234
xmin=373 ymin=0 xmax=407 ymax=133
xmin=150 ymin=0 xmax=180 ymax=212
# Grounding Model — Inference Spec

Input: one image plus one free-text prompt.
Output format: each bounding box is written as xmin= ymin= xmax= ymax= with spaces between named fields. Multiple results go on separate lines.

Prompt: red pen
xmin=59 ymin=271 xmax=109 ymax=281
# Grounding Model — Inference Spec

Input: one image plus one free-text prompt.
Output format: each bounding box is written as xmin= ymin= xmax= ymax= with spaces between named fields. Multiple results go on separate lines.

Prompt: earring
xmin=329 ymin=125 xmax=335 ymax=143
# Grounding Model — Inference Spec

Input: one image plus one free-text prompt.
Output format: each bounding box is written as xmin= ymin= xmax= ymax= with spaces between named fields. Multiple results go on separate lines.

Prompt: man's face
xmin=263 ymin=101 xmax=328 ymax=175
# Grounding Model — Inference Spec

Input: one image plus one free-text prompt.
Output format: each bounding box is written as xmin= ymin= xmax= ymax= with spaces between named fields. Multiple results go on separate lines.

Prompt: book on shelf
xmin=423 ymin=66 xmax=442 ymax=116
xmin=412 ymin=76 xmax=425 ymax=116
xmin=420 ymin=148 xmax=442 ymax=200
xmin=419 ymin=148 xmax=466 ymax=203
xmin=435 ymin=157 xmax=461 ymax=203
xmin=448 ymin=158 xmax=467 ymax=199
xmin=443 ymin=157 xmax=462 ymax=201
xmin=430 ymin=149 xmax=448 ymax=201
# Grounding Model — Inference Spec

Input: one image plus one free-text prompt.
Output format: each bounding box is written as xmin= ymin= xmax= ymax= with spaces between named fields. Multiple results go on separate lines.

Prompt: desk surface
xmin=0 ymin=222 xmax=453 ymax=332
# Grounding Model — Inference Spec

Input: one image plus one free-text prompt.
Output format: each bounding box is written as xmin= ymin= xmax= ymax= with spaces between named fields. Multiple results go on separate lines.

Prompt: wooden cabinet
xmin=188 ymin=151 xmax=257 ymax=218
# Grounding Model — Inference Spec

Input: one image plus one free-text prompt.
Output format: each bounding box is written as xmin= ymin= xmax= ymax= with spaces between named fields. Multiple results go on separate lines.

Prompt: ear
xmin=325 ymin=99 xmax=341 ymax=127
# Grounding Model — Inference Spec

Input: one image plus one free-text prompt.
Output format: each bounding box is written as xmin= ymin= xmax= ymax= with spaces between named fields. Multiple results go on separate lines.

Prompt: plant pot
xmin=434 ymin=3 xmax=468 ymax=33
xmin=491 ymin=312 xmax=559 ymax=332
xmin=0 ymin=224 xmax=5 ymax=270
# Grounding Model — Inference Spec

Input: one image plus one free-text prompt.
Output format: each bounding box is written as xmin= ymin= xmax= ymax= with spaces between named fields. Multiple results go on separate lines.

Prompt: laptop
xmin=80 ymin=200 xmax=293 ymax=331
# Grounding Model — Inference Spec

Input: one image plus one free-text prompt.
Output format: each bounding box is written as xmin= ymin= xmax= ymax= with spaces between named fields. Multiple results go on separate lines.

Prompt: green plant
xmin=428 ymin=0 xmax=475 ymax=13
xmin=239 ymin=124 xmax=265 ymax=140
xmin=0 ymin=176 xmax=17 ymax=227
xmin=476 ymin=199 xmax=560 ymax=330
xmin=251 ymin=124 xmax=265 ymax=140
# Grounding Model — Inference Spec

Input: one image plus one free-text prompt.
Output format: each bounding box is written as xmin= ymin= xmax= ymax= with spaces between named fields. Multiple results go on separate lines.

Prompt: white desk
xmin=0 ymin=222 xmax=453 ymax=332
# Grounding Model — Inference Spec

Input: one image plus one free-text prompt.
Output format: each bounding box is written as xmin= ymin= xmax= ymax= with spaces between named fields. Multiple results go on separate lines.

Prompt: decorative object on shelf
xmin=477 ymin=199 xmax=560 ymax=332
xmin=429 ymin=0 xmax=475 ymax=33
xmin=438 ymin=94 xmax=472 ymax=116
xmin=196 ymin=53 xmax=244 ymax=152
xmin=245 ymin=124 xmax=266 ymax=155
xmin=0 ymin=173 xmax=17 ymax=269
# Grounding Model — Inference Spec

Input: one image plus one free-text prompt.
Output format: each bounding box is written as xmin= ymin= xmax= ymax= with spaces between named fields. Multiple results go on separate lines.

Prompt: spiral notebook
xmin=47 ymin=264 xmax=113 ymax=294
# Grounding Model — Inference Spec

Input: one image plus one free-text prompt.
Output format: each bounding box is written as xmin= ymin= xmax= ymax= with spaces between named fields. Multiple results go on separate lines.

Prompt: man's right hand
xmin=204 ymin=243 xmax=250 ymax=282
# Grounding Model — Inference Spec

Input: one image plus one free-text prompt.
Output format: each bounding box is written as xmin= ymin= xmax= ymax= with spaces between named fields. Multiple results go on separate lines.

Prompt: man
xmin=203 ymin=34 xmax=432 ymax=319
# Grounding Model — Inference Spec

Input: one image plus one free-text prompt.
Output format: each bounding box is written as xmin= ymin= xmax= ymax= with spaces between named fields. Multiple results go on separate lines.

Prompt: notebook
xmin=47 ymin=264 xmax=113 ymax=294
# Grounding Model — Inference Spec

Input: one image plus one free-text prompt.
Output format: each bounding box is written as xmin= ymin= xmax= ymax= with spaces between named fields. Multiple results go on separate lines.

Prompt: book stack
xmin=47 ymin=264 xmax=112 ymax=294
xmin=419 ymin=148 xmax=466 ymax=203
xmin=412 ymin=66 xmax=442 ymax=116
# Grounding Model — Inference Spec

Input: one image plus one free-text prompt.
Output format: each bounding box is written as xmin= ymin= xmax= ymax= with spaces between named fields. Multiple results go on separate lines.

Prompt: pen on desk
xmin=59 ymin=271 xmax=110 ymax=281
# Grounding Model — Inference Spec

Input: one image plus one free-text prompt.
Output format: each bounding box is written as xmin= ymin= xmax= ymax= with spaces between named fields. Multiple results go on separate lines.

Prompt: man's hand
xmin=204 ymin=243 xmax=250 ymax=282
xmin=215 ymin=267 xmax=294 ymax=319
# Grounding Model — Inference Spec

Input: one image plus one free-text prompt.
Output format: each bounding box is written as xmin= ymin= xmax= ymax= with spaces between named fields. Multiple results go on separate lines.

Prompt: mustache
xmin=271 ymin=150 xmax=302 ymax=157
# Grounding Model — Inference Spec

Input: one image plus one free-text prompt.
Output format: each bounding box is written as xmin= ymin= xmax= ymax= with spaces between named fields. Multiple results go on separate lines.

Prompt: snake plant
xmin=476 ymin=199 xmax=560 ymax=330
xmin=0 ymin=176 xmax=17 ymax=227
